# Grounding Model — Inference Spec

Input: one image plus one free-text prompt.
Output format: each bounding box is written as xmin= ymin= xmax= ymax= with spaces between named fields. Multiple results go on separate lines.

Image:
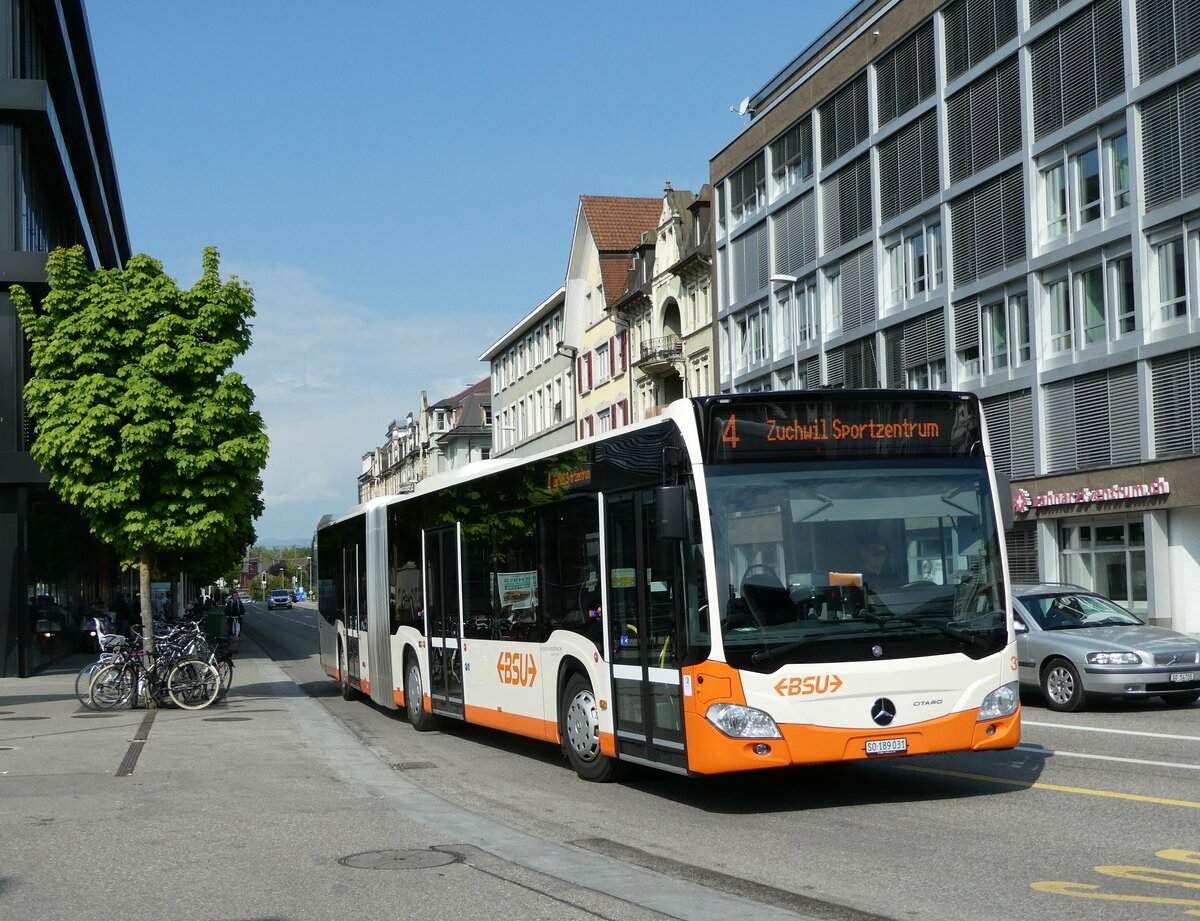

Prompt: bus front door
xmin=423 ymin=526 xmax=464 ymax=718
xmin=605 ymin=490 xmax=686 ymax=772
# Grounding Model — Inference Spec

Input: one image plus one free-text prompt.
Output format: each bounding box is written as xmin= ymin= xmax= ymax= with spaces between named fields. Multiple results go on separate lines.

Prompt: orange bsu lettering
xmin=774 ymin=674 xmax=843 ymax=696
xmin=497 ymin=650 xmax=538 ymax=687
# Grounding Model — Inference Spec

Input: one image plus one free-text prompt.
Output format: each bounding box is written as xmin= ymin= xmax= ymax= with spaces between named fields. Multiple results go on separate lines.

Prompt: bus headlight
xmin=705 ymin=703 xmax=783 ymax=739
xmin=978 ymin=681 xmax=1019 ymax=721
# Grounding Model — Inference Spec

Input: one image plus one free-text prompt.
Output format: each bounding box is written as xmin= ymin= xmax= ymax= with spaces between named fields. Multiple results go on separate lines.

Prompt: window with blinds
xmin=1029 ymin=0 xmax=1125 ymax=141
xmin=1140 ymin=72 xmax=1200 ymax=211
xmin=731 ymin=224 xmax=769 ymax=305
xmin=899 ymin=309 xmax=946 ymax=386
xmin=950 ymin=167 xmax=1026 ymax=286
xmin=827 ymin=336 xmax=878 ymax=388
xmin=773 ymin=192 xmax=817 ymax=277
xmin=943 ymin=0 xmax=1019 ymax=83
xmin=1044 ymin=364 xmax=1141 ymax=473
xmin=1151 ymin=348 xmax=1200 ymax=457
xmin=946 ymin=55 xmax=1021 ymax=184
xmin=730 ymin=154 xmax=766 ymax=222
xmin=836 ymin=246 xmax=876 ymax=332
xmin=1137 ymin=0 xmax=1200 ymax=81
xmin=818 ymin=72 xmax=869 ymax=166
xmin=875 ymin=21 xmax=936 ymax=127
xmin=982 ymin=389 xmax=1034 ymax=478
xmin=878 ymin=110 xmax=940 ymax=222
xmin=1005 ymin=524 xmax=1040 ymax=584
xmin=770 ymin=118 xmax=814 ymax=190
xmin=821 ymin=154 xmax=872 ymax=250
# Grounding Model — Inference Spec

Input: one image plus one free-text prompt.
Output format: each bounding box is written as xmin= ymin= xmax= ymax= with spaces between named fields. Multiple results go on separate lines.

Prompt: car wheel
xmin=1160 ymin=690 xmax=1200 ymax=706
xmin=1041 ymin=658 xmax=1086 ymax=712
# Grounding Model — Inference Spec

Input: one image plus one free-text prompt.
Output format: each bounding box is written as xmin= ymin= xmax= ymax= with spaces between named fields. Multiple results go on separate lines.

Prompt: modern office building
xmin=0 ymin=0 xmax=131 ymax=675
xmin=711 ymin=0 xmax=1200 ymax=633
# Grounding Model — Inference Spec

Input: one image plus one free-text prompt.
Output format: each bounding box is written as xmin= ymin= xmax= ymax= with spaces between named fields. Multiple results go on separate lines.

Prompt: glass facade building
xmin=711 ymin=0 xmax=1200 ymax=633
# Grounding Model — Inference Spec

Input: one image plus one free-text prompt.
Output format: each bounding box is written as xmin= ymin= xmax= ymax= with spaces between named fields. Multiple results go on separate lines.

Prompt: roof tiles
xmin=579 ymin=196 xmax=661 ymax=252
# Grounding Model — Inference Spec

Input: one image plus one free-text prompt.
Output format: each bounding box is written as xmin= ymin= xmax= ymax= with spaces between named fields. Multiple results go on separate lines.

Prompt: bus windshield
xmin=707 ymin=460 xmax=1007 ymax=672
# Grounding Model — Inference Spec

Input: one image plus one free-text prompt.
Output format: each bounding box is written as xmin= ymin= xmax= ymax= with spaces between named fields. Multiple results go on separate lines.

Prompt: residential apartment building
xmin=480 ymin=286 xmax=576 ymax=458
xmin=711 ymin=0 xmax=1200 ymax=633
xmin=358 ymin=379 xmax=492 ymax=501
xmin=566 ymin=196 xmax=662 ymax=438
xmin=0 ymin=1 xmax=131 ymax=675
xmin=610 ymin=183 xmax=715 ymax=420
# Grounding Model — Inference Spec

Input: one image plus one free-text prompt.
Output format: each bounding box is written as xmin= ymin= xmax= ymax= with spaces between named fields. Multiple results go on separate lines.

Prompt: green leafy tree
xmin=13 ymin=245 xmax=269 ymax=659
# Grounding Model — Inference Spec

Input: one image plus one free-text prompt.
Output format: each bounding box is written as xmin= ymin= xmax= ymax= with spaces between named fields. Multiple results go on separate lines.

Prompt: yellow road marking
xmin=897 ymin=764 xmax=1200 ymax=809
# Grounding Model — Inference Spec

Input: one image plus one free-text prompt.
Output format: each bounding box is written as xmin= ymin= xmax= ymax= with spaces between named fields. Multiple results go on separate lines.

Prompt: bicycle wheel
xmin=166 ymin=659 xmax=220 ymax=710
xmin=215 ymin=656 xmax=233 ymax=698
xmin=75 ymin=661 xmax=108 ymax=709
xmin=89 ymin=664 xmax=136 ymax=710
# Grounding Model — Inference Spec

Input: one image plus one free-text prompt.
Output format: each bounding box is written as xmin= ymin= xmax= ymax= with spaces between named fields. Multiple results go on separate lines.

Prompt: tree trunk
xmin=139 ymin=549 xmax=157 ymax=709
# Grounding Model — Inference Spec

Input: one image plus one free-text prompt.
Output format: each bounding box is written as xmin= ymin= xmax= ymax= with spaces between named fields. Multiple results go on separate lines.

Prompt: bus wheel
xmin=339 ymin=645 xmax=357 ymax=701
xmin=560 ymin=673 xmax=624 ymax=782
xmin=405 ymin=653 xmax=441 ymax=732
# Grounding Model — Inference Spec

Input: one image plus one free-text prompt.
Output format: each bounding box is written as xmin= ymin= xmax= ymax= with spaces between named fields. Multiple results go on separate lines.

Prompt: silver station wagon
xmin=1012 ymin=583 xmax=1200 ymax=712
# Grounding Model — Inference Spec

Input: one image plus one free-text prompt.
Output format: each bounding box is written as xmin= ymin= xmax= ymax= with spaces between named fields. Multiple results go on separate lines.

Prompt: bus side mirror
xmin=657 ymin=486 xmax=688 ymax=541
xmin=996 ymin=471 xmax=1014 ymax=532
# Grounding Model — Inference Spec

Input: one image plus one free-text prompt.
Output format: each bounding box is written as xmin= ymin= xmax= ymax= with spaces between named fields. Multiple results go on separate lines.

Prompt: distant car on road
xmin=267 ymin=589 xmax=293 ymax=610
xmin=1012 ymin=582 xmax=1200 ymax=711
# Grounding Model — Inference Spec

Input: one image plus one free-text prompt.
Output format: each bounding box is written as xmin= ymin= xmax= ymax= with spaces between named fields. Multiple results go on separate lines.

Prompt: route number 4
xmin=721 ymin=414 xmax=740 ymax=450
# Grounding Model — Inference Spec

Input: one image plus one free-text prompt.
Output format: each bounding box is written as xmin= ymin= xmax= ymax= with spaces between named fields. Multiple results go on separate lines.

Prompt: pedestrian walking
xmin=224 ymin=589 xmax=245 ymax=638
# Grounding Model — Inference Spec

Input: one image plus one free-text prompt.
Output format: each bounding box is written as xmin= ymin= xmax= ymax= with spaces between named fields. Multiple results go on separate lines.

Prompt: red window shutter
xmin=586 ymin=352 xmax=593 ymax=390
xmin=618 ymin=329 xmax=628 ymax=371
xmin=618 ymin=398 xmax=628 ymax=426
xmin=576 ymin=355 xmax=584 ymax=393
xmin=609 ymin=336 xmax=616 ymax=376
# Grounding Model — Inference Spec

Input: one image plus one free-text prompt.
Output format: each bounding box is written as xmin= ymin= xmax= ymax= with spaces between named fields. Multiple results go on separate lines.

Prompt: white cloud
xmin=222 ymin=260 xmax=495 ymax=541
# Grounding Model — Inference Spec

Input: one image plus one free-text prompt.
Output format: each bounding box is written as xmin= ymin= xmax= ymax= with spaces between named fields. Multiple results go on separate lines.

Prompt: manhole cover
xmin=338 ymin=849 xmax=461 ymax=870
xmin=202 ymin=717 xmax=252 ymax=722
xmin=391 ymin=761 xmax=436 ymax=771
xmin=2 ymin=716 xmax=49 ymax=721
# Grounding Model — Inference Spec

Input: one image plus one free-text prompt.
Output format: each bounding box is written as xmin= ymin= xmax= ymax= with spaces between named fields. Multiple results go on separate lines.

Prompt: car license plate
xmin=1170 ymin=672 xmax=1195 ymax=683
xmin=866 ymin=738 xmax=907 ymax=755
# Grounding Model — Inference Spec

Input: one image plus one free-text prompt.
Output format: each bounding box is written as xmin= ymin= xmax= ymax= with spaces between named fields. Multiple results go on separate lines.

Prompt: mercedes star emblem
xmin=871 ymin=698 xmax=896 ymax=726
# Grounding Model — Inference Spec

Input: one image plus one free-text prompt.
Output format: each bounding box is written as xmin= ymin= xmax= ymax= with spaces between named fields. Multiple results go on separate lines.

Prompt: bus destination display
xmin=704 ymin=394 xmax=980 ymax=463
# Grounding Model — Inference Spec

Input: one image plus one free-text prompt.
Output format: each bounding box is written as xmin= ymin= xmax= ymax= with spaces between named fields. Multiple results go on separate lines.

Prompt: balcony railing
xmin=638 ymin=336 xmax=682 ymax=364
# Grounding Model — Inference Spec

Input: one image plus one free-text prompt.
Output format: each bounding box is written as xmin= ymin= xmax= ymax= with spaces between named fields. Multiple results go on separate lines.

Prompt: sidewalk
xmin=0 ymin=640 xmax=818 ymax=921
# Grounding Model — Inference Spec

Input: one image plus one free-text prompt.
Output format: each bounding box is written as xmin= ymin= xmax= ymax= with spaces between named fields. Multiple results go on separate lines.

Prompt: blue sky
xmin=85 ymin=1 xmax=829 ymax=543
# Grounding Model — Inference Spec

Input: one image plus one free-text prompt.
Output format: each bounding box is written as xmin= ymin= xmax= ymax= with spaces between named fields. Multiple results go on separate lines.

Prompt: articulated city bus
xmin=317 ymin=390 xmax=1019 ymax=780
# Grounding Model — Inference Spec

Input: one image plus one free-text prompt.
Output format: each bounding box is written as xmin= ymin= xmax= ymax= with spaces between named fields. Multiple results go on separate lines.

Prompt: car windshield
xmin=707 ymin=460 xmax=1007 ymax=672
xmin=1019 ymin=592 xmax=1142 ymax=630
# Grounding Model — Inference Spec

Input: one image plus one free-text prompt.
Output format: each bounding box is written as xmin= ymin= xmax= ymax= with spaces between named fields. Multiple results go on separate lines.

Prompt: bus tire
xmin=560 ymin=673 xmax=624 ymax=782
xmin=405 ymin=652 xmax=441 ymax=732
xmin=339 ymin=644 xmax=357 ymax=701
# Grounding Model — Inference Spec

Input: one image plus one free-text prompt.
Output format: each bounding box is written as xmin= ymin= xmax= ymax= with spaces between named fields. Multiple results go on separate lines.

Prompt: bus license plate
xmin=1170 ymin=672 xmax=1195 ymax=683
xmin=866 ymin=738 xmax=907 ymax=755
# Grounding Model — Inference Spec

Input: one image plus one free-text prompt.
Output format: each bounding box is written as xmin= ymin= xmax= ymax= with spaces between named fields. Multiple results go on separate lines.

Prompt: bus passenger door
xmin=343 ymin=544 xmax=363 ymax=690
xmin=424 ymin=526 xmax=464 ymax=718
xmin=605 ymin=490 xmax=686 ymax=772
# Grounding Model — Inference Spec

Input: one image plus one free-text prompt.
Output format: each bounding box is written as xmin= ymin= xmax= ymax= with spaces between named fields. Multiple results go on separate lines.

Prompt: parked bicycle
xmin=86 ymin=620 xmax=226 ymax=710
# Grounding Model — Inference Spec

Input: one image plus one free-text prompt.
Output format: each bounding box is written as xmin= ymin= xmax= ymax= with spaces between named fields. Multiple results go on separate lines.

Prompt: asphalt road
xmin=245 ymin=600 xmax=1200 ymax=921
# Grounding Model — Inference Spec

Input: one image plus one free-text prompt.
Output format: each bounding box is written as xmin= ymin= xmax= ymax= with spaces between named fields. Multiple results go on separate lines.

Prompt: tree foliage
xmin=12 ymin=245 xmax=269 ymax=595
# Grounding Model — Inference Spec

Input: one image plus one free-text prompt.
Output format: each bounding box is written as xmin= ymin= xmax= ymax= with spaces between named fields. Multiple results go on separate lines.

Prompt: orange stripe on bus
xmin=684 ymin=707 xmax=1020 ymax=775
xmin=393 ymin=689 xmax=406 ymax=708
xmin=464 ymin=704 xmax=557 ymax=743
xmin=322 ymin=664 xmax=339 ymax=680
xmin=359 ymin=679 xmax=370 ymax=695
xmin=600 ymin=731 xmax=616 ymax=758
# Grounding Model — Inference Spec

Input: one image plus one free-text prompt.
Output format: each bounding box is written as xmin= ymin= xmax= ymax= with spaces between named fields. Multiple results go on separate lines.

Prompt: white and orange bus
xmin=317 ymin=390 xmax=1019 ymax=780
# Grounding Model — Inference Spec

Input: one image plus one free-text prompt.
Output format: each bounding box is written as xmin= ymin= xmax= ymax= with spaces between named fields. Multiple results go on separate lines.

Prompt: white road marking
xmin=1023 ymin=718 xmax=1200 ymax=743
